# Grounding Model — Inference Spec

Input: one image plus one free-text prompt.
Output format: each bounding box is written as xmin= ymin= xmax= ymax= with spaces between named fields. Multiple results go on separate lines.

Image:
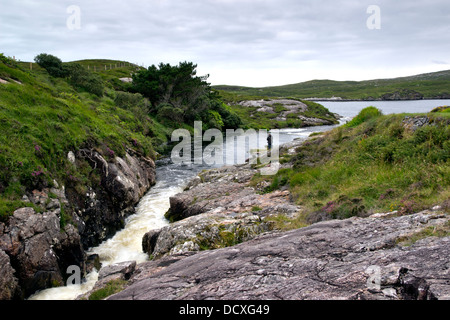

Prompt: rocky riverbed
xmin=79 ymin=136 xmax=449 ymax=300
xmin=107 ymin=209 xmax=449 ymax=300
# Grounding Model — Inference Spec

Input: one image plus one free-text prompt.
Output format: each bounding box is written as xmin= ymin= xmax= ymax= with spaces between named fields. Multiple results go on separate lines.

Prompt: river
xmin=28 ymin=99 xmax=448 ymax=300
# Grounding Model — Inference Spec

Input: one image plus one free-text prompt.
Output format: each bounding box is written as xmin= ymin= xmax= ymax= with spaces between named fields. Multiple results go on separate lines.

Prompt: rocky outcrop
xmin=381 ymin=89 xmax=424 ymax=100
xmin=110 ymin=210 xmax=449 ymax=300
xmin=142 ymin=137 xmax=304 ymax=260
xmin=143 ymin=212 xmax=274 ymax=259
xmin=237 ymin=99 xmax=338 ymax=126
xmin=0 ymin=207 xmax=85 ymax=298
xmin=72 ymin=150 xmax=156 ymax=248
xmin=0 ymin=150 xmax=156 ymax=299
xmin=149 ymin=161 xmax=300 ymax=259
xmin=166 ymin=164 xmax=299 ymax=223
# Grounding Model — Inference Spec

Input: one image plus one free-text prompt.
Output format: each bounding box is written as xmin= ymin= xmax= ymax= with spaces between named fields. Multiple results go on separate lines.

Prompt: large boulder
xmin=0 ymin=207 xmax=85 ymax=298
xmin=143 ymin=212 xmax=274 ymax=259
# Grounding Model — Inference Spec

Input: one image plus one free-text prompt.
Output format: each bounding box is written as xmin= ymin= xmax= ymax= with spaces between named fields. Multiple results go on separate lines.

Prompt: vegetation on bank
xmin=225 ymin=99 xmax=339 ymax=130
xmin=253 ymin=107 xmax=450 ymax=227
xmin=0 ymin=53 xmax=245 ymax=221
xmin=0 ymin=54 xmax=162 ymax=221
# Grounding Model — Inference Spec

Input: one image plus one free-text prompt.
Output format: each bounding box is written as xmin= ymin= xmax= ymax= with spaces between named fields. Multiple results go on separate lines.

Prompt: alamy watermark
xmin=66 ymin=5 xmax=81 ymax=30
xmin=171 ymin=121 xmax=280 ymax=175
xmin=365 ymin=265 xmax=381 ymax=290
xmin=366 ymin=5 xmax=381 ymax=30
xmin=66 ymin=265 xmax=81 ymax=286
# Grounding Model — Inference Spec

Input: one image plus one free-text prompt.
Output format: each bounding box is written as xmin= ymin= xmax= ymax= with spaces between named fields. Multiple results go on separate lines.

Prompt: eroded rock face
xmin=0 ymin=150 xmax=156 ymax=299
xmin=0 ymin=207 xmax=85 ymax=298
xmin=0 ymin=249 xmax=19 ymax=300
xmin=74 ymin=150 xmax=156 ymax=248
xmin=111 ymin=211 xmax=449 ymax=300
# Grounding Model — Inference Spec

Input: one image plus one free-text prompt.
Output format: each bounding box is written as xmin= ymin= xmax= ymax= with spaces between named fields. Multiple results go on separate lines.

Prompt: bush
xmin=156 ymin=103 xmax=184 ymax=123
xmin=0 ymin=53 xmax=17 ymax=67
xmin=114 ymin=91 xmax=146 ymax=110
xmin=207 ymin=110 xmax=224 ymax=129
xmin=34 ymin=53 xmax=66 ymax=77
xmin=63 ymin=62 xmax=104 ymax=96
xmin=345 ymin=106 xmax=383 ymax=127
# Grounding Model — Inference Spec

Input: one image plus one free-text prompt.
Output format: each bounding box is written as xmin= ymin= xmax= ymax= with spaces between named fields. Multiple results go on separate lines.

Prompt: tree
xmin=131 ymin=62 xmax=211 ymax=119
xmin=131 ymin=61 xmax=242 ymax=129
xmin=34 ymin=53 xmax=66 ymax=77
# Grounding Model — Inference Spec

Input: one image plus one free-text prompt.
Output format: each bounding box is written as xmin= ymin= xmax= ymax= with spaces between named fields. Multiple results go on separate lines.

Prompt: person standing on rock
xmin=267 ymin=133 xmax=273 ymax=150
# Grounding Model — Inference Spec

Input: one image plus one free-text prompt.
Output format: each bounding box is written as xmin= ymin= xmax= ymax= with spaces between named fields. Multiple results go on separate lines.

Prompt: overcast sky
xmin=1 ymin=0 xmax=449 ymax=86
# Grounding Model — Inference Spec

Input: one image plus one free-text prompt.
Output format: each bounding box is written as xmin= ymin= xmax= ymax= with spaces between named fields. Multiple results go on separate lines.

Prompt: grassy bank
xmin=253 ymin=107 xmax=450 ymax=226
xmin=0 ymin=56 xmax=167 ymax=221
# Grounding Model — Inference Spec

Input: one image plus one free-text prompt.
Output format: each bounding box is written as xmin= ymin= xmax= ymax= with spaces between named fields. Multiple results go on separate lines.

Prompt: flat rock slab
xmin=109 ymin=211 xmax=450 ymax=300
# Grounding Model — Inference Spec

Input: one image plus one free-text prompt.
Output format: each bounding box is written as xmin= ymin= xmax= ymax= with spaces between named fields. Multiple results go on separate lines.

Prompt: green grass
xmin=88 ymin=279 xmax=127 ymax=300
xmin=253 ymin=107 xmax=450 ymax=223
xmin=395 ymin=221 xmax=450 ymax=246
xmin=0 ymin=59 xmax=168 ymax=220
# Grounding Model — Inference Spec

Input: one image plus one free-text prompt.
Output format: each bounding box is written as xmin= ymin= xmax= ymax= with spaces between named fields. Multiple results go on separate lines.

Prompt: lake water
xmin=316 ymin=99 xmax=450 ymax=118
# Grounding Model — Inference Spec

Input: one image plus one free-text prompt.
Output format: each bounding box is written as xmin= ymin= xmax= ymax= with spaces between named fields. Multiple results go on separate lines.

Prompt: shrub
xmin=0 ymin=53 xmax=17 ymax=67
xmin=34 ymin=53 xmax=66 ymax=77
xmin=114 ymin=91 xmax=145 ymax=110
xmin=156 ymin=103 xmax=184 ymax=123
xmin=345 ymin=106 xmax=383 ymax=127
xmin=63 ymin=62 xmax=104 ymax=96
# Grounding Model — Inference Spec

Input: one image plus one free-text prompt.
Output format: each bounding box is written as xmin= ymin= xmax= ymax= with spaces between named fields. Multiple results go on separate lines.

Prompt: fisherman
xmin=267 ymin=133 xmax=273 ymax=150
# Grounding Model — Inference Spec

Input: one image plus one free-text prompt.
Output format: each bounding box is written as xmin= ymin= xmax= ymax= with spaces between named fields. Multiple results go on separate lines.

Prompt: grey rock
xmin=402 ymin=116 xmax=431 ymax=131
xmin=0 ymin=207 xmax=85 ymax=298
xmin=110 ymin=211 xmax=449 ymax=300
xmin=67 ymin=151 xmax=76 ymax=164
xmin=75 ymin=149 xmax=156 ymax=248
xmin=98 ymin=261 xmax=137 ymax=282
xmin=0 ymin=249 xmax=19 ymax=300
xmin=143 ymin=212 xmax=274 ymax=259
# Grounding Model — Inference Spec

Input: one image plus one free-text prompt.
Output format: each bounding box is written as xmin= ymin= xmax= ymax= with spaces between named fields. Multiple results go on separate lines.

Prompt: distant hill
xmin=213 ymin=69 xmax=450 ymax=101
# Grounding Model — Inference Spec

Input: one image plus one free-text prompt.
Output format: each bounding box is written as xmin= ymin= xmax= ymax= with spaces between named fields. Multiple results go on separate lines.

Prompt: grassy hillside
xmin=252 ymin=107 xmax=450 ymax=227
xmin=0 ymin=56 xmax=169 ymax=220
xmin=214 ymin=69 xmax=450 ymax=100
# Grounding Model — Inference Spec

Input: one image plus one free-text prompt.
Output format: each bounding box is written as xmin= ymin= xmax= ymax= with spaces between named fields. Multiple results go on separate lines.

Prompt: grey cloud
xmin=1 ymin=0 xmax=449 ymax=86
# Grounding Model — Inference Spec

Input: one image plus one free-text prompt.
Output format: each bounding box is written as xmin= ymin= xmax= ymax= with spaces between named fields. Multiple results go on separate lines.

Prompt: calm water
xmin=317 ymin=99 xmax=450 ymax=118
